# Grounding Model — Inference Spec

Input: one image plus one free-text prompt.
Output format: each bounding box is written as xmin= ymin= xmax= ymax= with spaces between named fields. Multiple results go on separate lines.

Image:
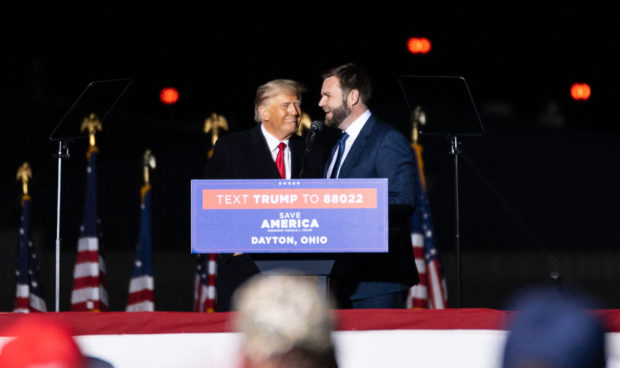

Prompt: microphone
xmin=299 ymin=120 xmax=324 ymax=177
xmin=307 ymin=120 xmax=324 ymax=143
xmin=310 ymin=120 xmax=324 ymax=133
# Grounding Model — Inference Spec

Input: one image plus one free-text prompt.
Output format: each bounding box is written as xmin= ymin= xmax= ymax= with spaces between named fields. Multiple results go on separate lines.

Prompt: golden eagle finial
xmin=16 ymin=162 xmax=32 ymax=196
xmin=411 ymin=105 xmax=427 ymax=144
xmin=297 ymin=112 xmax=312 ymax=136
xmin=204 ymin=113 xmax=229 ymax=158
xmin=204 ymin=113 xmax=229 ymax=147
xmin=80 ymin=112 xmax=102 ymax=147
xmin=142 ymin=149 xmax=156 ymax=185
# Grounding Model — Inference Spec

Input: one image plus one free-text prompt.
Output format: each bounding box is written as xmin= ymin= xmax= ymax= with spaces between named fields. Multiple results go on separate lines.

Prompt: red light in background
xmin=160 ymin=87 xmax=179 ymax=105
xmin=570 ymin=83 xmax=591 ymax=101
xmin=407 ymin=37 xmax=431 ymax=54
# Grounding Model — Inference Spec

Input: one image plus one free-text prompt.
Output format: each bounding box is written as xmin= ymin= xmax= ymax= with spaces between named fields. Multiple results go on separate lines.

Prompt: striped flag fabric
xmin=126 ymin=183 xmax=155 ymax=311
xmin=13 ymin=194 xmax=47 ymax=313
xmin=194 ymin=146 xmax=217 ymax=313
xmin=71 ymin=146 xmax=109 ymax=311
xmin=194 ymin=253 xmax=216 ymax=312
xmin=407 ymin=142 xmax=449 ymax=309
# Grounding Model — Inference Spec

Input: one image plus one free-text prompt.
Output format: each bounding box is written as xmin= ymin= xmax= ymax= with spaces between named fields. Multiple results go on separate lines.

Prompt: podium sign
xmin=191 ymin=178 xmax=388 ymax=253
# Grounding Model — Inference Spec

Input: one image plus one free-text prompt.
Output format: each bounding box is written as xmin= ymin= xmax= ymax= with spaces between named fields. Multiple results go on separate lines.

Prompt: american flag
xmin=407 ymin=143 xmax=449 ymax=309
xmin=194 ymin=145 xmax=217 ymax=313
xmin=194 ymin=253 xmax=216 ymax=312
xmin=126 ymin=183 xmax=155 ymax=311
xmin=13 ymin=194 xmax=47 ymax=313
xmin=71 ymin=146 xmax=109 ymax=311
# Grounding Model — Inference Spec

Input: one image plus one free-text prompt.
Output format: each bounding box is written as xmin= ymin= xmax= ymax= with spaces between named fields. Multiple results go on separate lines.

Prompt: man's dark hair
xmin=322 ymin=63 xmax=372 ymax=106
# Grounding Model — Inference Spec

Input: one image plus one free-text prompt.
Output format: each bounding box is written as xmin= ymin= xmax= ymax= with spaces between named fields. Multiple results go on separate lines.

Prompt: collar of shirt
xmin=260 ymin=123 xmax=291 ymax=179
xmin=327 ymin=109 xmax=372 ymax=178
xmin=340 ymin=109 xmax=371 ymax=161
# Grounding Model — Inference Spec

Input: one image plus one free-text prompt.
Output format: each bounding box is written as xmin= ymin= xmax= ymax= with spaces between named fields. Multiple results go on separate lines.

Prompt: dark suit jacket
xmin=206 ymin=123 xmax=326 ymax=180
xmin=329 ymin=114 xmax=420 ymax=300
xmin=205 ymin=123 xmax=329 ymax=311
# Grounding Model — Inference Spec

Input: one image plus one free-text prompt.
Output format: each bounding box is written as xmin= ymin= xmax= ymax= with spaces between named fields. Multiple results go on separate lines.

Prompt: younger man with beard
xmin=319 ymin=63 xmax=420 ymax=308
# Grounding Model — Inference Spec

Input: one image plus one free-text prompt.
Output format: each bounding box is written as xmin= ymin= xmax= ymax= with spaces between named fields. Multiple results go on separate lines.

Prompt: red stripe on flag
xmin=418 ymin=272 xmax=429 ymax=287
xmin=13 ymin=297 xmax=29 ymax=311
xmin=72 ymin=276 xmax=102 ymax=289
xmin=427 ymin=260 xmax=448 ymax=309
xmin=413 ymin=246 xmax=425 ymax=259
xmin=127 ymin=289 xmax=154 ymax=305
xmin=76 ymin=250 xmax=100 ymax=263
xmin=411 ymin=298 xmax=428 ymax=309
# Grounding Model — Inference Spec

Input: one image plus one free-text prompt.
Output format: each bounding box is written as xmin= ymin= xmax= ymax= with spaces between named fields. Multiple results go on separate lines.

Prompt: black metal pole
xmin=54 ymin=140 xmax=69 ymax=312
xmin=450 ymin=135 xmax=461 ymax=308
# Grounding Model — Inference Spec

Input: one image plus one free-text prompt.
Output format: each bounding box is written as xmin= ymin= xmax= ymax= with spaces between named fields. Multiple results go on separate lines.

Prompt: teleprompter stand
xmin=49 ymin=78 xmax=132 ymax=311
xmin=398 ymin=75 xmax=484 ymax=308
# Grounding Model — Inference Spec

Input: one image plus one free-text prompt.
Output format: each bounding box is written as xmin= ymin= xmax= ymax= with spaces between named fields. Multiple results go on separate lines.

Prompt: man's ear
xmin=258 ymin=105 xmax=269 ymax=122
xmin=347 ymin=89 xmax=360 ymax=107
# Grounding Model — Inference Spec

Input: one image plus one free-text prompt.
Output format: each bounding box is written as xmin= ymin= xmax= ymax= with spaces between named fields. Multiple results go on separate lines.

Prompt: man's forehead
xmin=322 ymin=77 xmax=341 ymax=92
xmin=270 ymin=92 xmax=301 ymax=103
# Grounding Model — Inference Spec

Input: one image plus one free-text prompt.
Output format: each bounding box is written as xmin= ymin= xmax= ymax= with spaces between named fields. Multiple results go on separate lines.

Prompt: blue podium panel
xmin=191 ymin=178 xmax=388 ymax=254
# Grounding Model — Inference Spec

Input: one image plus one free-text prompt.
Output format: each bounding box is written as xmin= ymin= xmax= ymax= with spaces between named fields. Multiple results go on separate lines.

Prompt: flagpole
xmin=449 ymin=135 xmax=461 ymax=308
xmin=126 ymin=149 xmax=156 ymax=312
xmin=54 ymin=140 xmax=69 ymax=312
xmin=196 ymin=112 xmax=229 ymax=313
xmin=15 ymin=162 xmax=48 ymax=312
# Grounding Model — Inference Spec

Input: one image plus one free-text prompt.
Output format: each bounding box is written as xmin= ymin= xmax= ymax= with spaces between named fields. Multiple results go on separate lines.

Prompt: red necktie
xmin=276 ymin=142 xmax=286 ymax=179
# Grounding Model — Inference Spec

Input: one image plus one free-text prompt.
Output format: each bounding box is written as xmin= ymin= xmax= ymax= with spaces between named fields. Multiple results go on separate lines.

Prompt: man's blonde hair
xmin=232 ymin=271 xmax=337 ymax=367
xmin=254 ymin=79 xmax=306 ymax=122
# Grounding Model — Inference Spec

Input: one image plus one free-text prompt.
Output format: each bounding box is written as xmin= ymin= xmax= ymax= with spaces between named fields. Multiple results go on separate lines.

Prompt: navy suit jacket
xmin=329 ymin=114 xmax=420 ymax=298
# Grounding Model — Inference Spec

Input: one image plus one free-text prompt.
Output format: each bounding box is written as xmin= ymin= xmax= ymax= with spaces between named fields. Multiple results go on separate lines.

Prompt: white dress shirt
xmin=326 ymin=109 xmax=372 ymax=178
xmin=261 ymin=124 xmax=291 ymax=179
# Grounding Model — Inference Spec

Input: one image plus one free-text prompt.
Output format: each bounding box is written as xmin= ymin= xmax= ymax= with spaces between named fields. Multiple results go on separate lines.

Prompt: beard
xmin=325 ymin=103 xmax=351 ymax=129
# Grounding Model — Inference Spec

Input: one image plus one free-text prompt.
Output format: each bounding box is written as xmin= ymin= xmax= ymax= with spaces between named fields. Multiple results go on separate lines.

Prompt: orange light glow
xmin=570 ymin=83 xmax=591 ymax=101
xmin=160 ymin=87 xmax=179 ymax=105
xmin=407 ymin=37 xmax=432 ymax=54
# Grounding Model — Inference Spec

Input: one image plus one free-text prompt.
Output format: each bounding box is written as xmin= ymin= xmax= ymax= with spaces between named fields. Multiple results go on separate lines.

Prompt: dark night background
xmin=1 ymin=5 xmax=619 ymax=311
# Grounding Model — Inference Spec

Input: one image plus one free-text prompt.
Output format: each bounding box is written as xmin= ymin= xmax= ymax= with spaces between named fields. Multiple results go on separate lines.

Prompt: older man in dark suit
xmin=206 ymin=79 xmax=327 ymax=311
xmin=319 ymin=63 xmax=420 ymax=309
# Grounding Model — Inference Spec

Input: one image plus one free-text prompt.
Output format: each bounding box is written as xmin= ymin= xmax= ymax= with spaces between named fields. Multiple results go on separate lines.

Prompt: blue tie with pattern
xmin=330 ymin=132 xmax=349 ymax=179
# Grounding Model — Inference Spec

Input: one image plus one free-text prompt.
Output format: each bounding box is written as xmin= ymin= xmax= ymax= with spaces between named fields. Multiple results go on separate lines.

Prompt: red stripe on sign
xmin=203 ymin=188 xmax=377 ymax=209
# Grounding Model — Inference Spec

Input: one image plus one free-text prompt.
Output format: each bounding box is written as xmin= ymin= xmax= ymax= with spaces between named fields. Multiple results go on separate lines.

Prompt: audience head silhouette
xmin=0 ymin=318 xmax=114 ymax=368
xmin=232 ymin=271 xmax=338 ymax=368
xmin=502 ymin=287 xmax=607 ymax=368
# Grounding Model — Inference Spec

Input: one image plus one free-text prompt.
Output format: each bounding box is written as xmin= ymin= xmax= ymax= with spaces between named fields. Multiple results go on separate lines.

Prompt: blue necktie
xmin=330 ymin=132 xmax=349 ymax=178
